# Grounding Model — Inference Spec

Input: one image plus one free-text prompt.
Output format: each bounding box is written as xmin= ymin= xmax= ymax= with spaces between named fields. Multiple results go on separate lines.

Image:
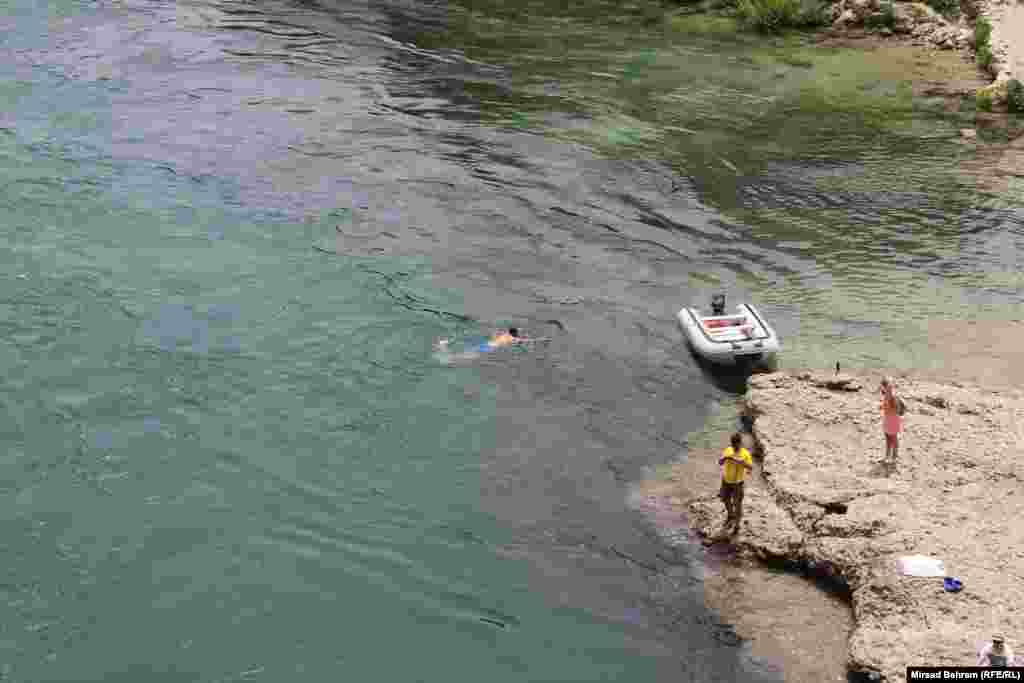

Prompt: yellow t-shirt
xmin=721 ymin=446 xmax=753 ymax=484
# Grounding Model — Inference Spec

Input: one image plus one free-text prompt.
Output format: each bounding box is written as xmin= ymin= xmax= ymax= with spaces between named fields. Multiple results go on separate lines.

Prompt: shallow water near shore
xmin=634 ymin=406 xmax=855 ymax=683
xmin=1 ymin=0 xmax=1021 ymax=680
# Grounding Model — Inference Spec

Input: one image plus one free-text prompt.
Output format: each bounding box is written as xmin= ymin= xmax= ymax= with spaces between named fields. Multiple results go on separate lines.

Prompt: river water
xmin=1 ymin=0 xmax=1021 ymax=680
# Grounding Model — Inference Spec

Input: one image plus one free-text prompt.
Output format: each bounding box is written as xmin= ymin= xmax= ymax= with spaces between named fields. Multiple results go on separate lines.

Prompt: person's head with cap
xmin=993 ymin=636 xmax=1005 ymax=651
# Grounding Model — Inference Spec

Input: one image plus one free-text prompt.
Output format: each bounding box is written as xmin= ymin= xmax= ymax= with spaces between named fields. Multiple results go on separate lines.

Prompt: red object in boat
xmin=704 ymin=317 xmax=747 ymax=329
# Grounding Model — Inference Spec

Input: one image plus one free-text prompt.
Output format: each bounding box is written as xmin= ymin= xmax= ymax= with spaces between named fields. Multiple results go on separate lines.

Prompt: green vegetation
xmin=973 ymin=15 xmax=992 ymax=46
xmin=794 ymin=0 xmax=832 ymax=28
xmin=976 ymin=89 xmax=993 ymax=112
xmin=973 ymin=15 xmax=993 ymax=71
xmin=1008 ymin=79 xmax=1024 ymax=113
xmin=924 ymin=0 xmax=959 ymax=18
xmin=735 ymin=0 xmax=829 ymax=33
xmin=977 ymin=44 xmax=993 ymax=70
xmin=865 ymin=1 xmax=896 ymax=30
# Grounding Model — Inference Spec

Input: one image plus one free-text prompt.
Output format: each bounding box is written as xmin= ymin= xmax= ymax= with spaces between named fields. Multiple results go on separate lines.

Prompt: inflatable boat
xmin=677 ymin=294 xmax=780 ymax=368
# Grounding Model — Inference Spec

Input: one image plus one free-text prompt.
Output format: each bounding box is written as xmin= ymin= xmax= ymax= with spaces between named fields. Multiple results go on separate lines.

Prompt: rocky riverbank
xmin=829 ymin=0 xmax=974 ymax=50
xmin=641 ymin=370 xmax=1024 ymax=681
xmin=827 ymin=0 xmax=1024 ymax=104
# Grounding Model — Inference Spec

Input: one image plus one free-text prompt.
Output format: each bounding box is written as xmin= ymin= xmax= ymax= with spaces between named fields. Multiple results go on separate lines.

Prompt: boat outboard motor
xmin=711 ymin=294 xmax=726 ymax=316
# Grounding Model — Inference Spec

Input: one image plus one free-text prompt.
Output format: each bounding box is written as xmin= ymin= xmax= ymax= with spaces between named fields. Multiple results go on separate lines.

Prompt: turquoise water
xmin=2 ymin=0 xmax=1021 ymax=680
xmin=0 ymin=1 xmax=766 ymax=681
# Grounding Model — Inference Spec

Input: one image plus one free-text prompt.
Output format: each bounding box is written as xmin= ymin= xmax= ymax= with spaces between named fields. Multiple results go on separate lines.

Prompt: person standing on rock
xmin=880 ymin=377 xmax=903 ymax=465
xmin=719 ymin=433 xmax=753 ymax=532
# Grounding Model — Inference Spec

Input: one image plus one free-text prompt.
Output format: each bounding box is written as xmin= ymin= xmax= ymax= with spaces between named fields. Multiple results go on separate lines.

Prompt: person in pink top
xmin=880 ymin=377 xmax=902 ymax=464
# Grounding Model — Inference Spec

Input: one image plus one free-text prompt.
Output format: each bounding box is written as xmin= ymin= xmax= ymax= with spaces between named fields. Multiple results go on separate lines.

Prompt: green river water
xmin=1 ymin=0 xmax=1021 ymax=680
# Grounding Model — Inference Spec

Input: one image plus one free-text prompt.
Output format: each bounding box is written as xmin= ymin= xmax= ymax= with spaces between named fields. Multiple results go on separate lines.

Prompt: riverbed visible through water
xmin=1 ymin=0 xmax=1021 ymax=680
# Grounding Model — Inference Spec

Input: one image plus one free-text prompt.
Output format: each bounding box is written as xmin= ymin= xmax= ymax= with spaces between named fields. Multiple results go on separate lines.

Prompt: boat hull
xmin=677 ymin=303 xmax=780 ymax=368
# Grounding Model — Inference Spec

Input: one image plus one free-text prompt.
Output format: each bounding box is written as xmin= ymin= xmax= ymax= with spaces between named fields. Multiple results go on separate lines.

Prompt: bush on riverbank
xmin=924 ymin=0 xmax=959 ymax=18
xmin=977 ymin=44 xmax=993 ymax=70
xmin=973 ymin=16 xmax=993 ymax=70
xmin=864 ymin=1 xmax=896 ymax=29
xmin=976 ymin=89 xmax=993 ymax=112
xmin=973 ymin=15 xmax=992 ymax=45
xmin=1008 ymin=79 xmax=1024 ymax=114
xmin=735 ymin=0 xmax=829 ymax=32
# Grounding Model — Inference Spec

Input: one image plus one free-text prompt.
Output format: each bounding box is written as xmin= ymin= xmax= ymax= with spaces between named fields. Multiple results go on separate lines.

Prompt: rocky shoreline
xmin=642 ymin=370 xmax=1024 ymax=681
xmin=827 ymin=0 xmax=1023 ymax=107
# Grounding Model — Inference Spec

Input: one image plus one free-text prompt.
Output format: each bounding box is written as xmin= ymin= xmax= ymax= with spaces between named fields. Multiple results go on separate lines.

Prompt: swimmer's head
xmin=509 ymin=327 xmax=519 ymax=338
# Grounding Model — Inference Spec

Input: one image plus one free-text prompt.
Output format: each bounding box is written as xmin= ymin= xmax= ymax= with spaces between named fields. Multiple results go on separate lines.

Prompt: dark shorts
xmin=719 ymin=481 xmax=745 ymax=504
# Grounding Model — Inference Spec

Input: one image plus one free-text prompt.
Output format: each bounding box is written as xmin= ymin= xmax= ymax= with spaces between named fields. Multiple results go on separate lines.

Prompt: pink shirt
xmin=881 ymin=396 xmax=902 ymax=435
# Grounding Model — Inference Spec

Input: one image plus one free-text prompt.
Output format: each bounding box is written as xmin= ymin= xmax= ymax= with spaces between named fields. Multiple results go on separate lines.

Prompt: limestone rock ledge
xmin=830 ymin=0 xmax=974 ymax=49
xmin=688 ymin=371 xmax=1024 ymax=681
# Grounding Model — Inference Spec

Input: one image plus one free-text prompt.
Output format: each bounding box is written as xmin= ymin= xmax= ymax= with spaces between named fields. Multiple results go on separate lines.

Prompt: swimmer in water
xmin=487 ymin=327 xmax=522 ymax=348
xmin=435 ymin=327 xmax=552 ymax=364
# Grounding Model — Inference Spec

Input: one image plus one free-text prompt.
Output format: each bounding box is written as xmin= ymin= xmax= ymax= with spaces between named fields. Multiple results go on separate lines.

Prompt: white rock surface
xmin=687 ymin=371 xmax=1024 ymax=681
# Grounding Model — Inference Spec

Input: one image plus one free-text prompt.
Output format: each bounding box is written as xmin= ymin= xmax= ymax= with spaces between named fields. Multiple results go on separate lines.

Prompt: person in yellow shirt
xmin=719 ymin=433 xmax=753 ymax=532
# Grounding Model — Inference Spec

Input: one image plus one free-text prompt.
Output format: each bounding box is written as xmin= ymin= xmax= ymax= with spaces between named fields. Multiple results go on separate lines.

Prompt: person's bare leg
xmin=892 ymin=434 xmax=899 ymax=462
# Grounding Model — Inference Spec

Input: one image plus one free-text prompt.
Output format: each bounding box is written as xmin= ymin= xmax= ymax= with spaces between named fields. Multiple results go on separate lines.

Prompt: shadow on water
xmin=684 ymin=341 xmax=768 ymax=396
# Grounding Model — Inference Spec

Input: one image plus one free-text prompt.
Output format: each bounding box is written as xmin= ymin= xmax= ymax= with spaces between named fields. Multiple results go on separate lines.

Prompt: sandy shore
xmin=639 ymin=369 xmax=1024 ymax=681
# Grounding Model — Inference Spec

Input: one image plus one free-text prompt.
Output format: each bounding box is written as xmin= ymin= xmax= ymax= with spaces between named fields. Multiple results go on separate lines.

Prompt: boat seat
xmin=703 ymin=316 xmax=748 ymax=329
xmin=709 ymin=328 xmax=758 ymax=338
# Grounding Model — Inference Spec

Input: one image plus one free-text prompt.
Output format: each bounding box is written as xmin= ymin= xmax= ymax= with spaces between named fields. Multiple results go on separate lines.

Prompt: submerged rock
xmin=687 ymin=371 xmax=1024 ymax=681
